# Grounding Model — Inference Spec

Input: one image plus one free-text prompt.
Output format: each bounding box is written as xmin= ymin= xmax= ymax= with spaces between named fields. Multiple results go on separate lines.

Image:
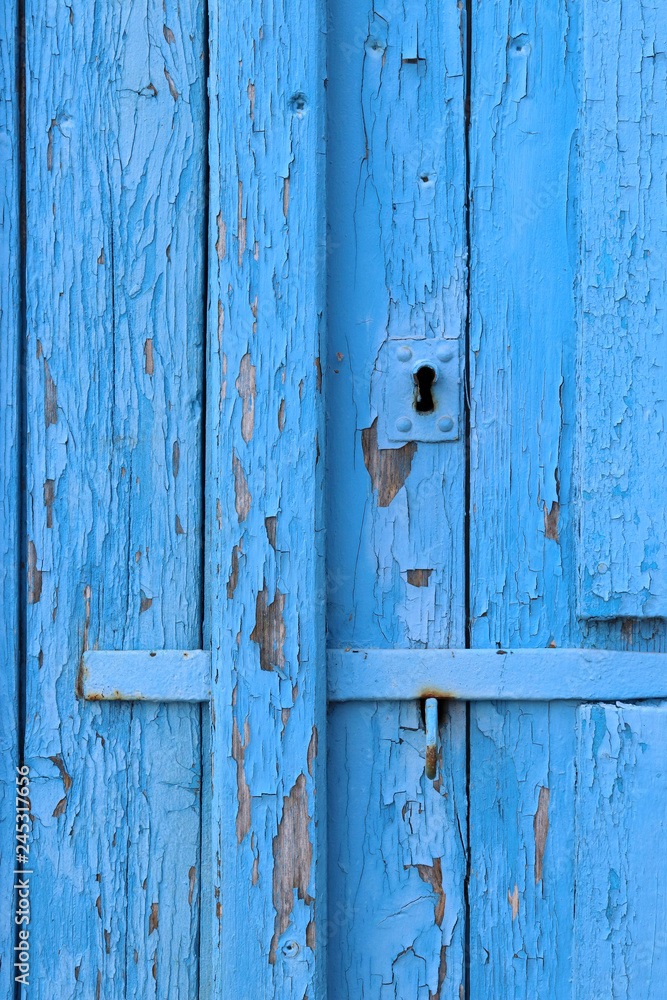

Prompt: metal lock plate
xmin=377 ymin=337 xmax=461 ymax=446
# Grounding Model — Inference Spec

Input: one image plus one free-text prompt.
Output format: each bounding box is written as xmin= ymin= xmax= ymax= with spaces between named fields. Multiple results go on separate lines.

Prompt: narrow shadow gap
xmin=197 ymin=0 xmax=211 ymax=995
xmin=463 ymin=0 xmax=473 ymax=996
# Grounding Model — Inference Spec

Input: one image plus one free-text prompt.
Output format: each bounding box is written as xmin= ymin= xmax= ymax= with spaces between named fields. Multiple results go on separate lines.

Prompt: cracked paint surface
xmin=206 ymin=1 xmax=326 ymax=996
xmin=326 ymin=0 xmax=467 ymax=995
xmin=468 ymin=1 xmax=667 ymax=997
xmin=22 ymin=1 xmax=206 ymax=996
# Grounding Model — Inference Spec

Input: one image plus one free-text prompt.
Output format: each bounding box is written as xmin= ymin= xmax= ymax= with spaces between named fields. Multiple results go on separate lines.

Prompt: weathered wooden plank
xmin=328 ymin=701 xmax=467 ymax=1000
xmin=0 ymin=4 xmax=20 ymax=999
xmin=468 ymin=0 xmax=581 ymax=995
xmin=82 ymin=650 xmax=210 ymax=702
xmin=574 ymin=704 xmax=667 ymax=998
xmin=328 ymin=648 xmax=667 ymax=702
xmin=326 ymin=0 xmax=468 ymax=994
xmin=577 ymin=0 xmax=667 ymax=619
xmin=206 ymin=2 xmax=326 ymax=996
xmin=24 ymin=2 xmax=206 ymax=996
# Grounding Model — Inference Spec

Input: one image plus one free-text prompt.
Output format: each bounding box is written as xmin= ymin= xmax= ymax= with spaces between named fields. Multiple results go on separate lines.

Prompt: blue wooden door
xmin=3 ymin=1 xmax=667 ymax=999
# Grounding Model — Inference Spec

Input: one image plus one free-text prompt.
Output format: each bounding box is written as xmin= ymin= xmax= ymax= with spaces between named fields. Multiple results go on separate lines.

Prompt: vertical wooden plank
xmin=326 ymin=0 xmax=467 ymax=995
xmin=24 ymin=2 xmax=206 ymax=996
xmin=328 ymin=702 xmax=467 ymax=1000
xmin=0 ymin=5 xmax=19 ymax=1000
xmin=468 ymin=0 xmax=581 ymax=996
xmin=574 ymin=704 xmax=667 ymax=998
xmin=577 ymin=0 xmax=667 ymax=619
xmin=470 ymin=1 xmax=667 ymax=997
xmin=206 ymin=2 xmax=326 ymax=997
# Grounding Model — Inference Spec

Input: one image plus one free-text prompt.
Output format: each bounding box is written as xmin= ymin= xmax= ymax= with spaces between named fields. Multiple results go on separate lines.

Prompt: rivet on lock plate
xmin=375 ymin=337 xmax=461 ymax=448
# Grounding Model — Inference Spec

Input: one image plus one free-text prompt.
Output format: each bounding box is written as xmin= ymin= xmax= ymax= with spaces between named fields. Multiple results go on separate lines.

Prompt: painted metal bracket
xmin=375 ymin=336 xmax=461 ymax=448
xmin=424 ymin=697 xmax=439 ymax=780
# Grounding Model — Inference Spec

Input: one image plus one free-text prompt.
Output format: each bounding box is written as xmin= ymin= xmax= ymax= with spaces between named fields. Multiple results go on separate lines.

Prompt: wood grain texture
xmin=577 ymin=0 xmax=667 ymax=619
xmin=326 ymin=0 xmax=467 ymax=994
xmin=24 ymin=2 xmax=205 ymax=996
xmin=206 ymin=2 xmax=326 ymax=996
xmin=0 ymin=5 xmax=19 ymax=1000
xmin=574 ymin=703 xmax=667 ymax=998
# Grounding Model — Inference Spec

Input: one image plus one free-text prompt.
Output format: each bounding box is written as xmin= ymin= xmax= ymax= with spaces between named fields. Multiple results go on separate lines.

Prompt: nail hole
xmin=289 ymin=92 xmax=308 ymax=115
xmin=413 ymin=365 xmax=436 ymax=413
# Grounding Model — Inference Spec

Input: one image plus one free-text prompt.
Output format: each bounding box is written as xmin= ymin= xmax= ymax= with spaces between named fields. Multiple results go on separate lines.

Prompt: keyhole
xmin=413 ymin=365 xmax=436 ymax=413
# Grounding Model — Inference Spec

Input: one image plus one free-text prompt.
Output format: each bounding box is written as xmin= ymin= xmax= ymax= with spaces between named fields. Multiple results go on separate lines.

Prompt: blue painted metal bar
xmin=84 ymin=647 xmax=667 ymax=705
xmin=424 ymin=698 xmax=439 ymax=780
xmin=328 ymin=648 xmax=667 ymax=702
xmin=81 ymin=650 xmax=210 ymax=702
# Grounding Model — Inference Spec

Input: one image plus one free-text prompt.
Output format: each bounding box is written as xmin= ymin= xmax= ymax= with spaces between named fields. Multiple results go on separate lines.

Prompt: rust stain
xmin=544 ymin=501 xmax=560 ymax=542
xmin=508 ymin=883 xmax=520 ymax=921
xmin=417 ymin=688 xmax=457 ymax=701
xmin=361 ymin=418 xmax=417 ymax=507
xmin=232 ymin=450 xmax=252 ymax=521
xmin=44 ymin=479 xmax=55 ymax=528
xmin=534 ymin=786 xmax=550 ymax=884
xmin=415 ymin=858 xmax=446 ymax=928
xmin=250 ymin=585 xmax=285 ymax=672
xmin=264 ymin=515 xmax=277 ymax=549
xmin=216 ymin=212 xmax=226 ymax=260
xmin=149 ymin=902 xmax=159 ymax=935
xmin=236 ymin=353 xmax=256 ymax=443
xmin=27 ymin=540 xmax=42 ymax=604
xmin=172 ymin=440 xmax=180 ymax=478
xmin=269 ymin=774 xmax=313 ymax=965
xmin=164 ymin=67 xmax=179 ymax=100
xmin=407 ymin=568 xmax=433 ymax=587
xmin=144 ymin=339 xmax=154 ymax=375
xmin=44 ymin=358 xmax=58 ymax=426
xmin=232 ymin=715 xmax=251 ymax=843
